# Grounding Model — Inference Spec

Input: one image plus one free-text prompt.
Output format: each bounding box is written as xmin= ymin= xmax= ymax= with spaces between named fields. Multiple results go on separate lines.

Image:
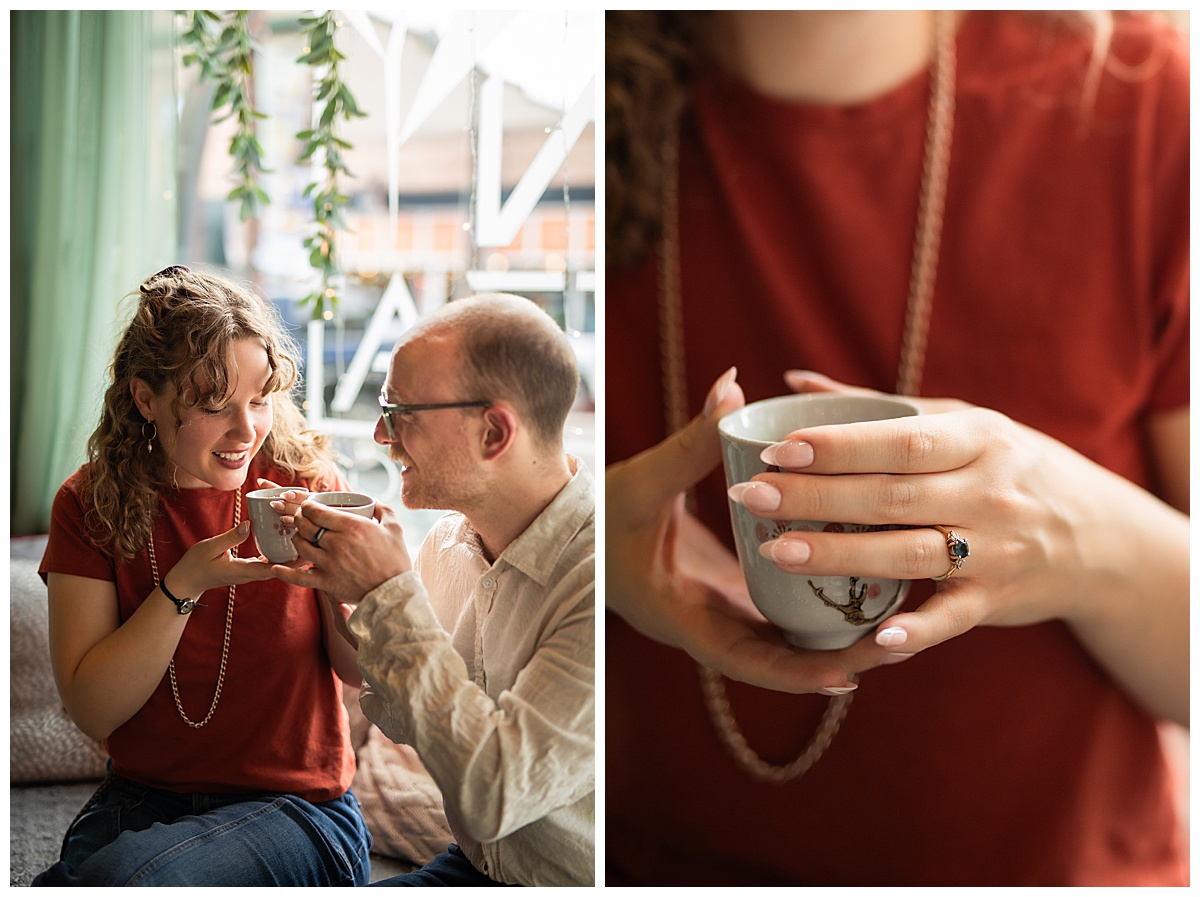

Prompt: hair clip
xmin=140 ymin=265 xmax=191 ymax=293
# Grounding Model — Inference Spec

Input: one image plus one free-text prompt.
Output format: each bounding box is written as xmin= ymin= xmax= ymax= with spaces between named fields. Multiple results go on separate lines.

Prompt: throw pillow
xmin=11 ymin=558 xmax=108 ymax=783
xmin=352 ymin=726 xmax=452 ymax=866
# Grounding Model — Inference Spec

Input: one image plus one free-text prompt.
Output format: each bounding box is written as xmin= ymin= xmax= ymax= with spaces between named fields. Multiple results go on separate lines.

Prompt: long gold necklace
xmin=147 ymin=489 xmax=241 ymax=729
xmin=659 ymin=10 xmax=956 ymax=783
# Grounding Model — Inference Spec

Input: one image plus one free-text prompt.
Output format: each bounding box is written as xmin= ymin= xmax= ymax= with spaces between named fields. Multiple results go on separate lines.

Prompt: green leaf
xmin=309 ymin=33 xmax=333 ymax=56
xmin=338 ymin=85 xmax=361 ymax=117
xmin=212 ymin=82 xmax=232 ymax=109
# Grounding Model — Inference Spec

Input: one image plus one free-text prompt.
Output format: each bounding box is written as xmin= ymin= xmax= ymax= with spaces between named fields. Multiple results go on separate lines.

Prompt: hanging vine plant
xmin=178 ymin=10 xmax=270 ymax=221
xmin=179 ymin=10 xmax=365 ymax=320
xmin=295 ymin=11 xmax=367 ymax=319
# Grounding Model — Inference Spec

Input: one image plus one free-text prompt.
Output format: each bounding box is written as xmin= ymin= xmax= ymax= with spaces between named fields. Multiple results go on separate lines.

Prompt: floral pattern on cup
xmin=752 ymin=519 xmax=907 ymax=615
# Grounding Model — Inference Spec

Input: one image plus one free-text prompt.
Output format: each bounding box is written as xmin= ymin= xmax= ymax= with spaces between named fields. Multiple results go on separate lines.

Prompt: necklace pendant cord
xmin=897 ymin=9 xmax=956 ymax=398
xmin=148 ymin=488 xmax=242 ymax=729
xmin=700 ymin=666 xmax=858 ymax=783
xmin=659 ymin=12 xmax=956 ymax=783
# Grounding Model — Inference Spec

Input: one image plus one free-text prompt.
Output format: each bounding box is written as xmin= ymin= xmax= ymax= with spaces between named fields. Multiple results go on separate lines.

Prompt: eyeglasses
xmin=377 ymin=391 xmax=491 ymax=440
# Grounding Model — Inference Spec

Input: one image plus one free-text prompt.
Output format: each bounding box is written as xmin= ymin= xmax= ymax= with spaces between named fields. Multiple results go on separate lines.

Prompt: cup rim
xmin=310 ymin=491 xmax=375 ymax=507
xmin=246 ymin=487 xmax=294 ymax=500
xmin=718 ymin=393 xmax=921 ymax=447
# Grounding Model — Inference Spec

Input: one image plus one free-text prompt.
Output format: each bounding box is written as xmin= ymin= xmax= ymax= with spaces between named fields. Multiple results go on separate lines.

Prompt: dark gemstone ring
xmin=931 ymin=526 xmax=970 ymax=581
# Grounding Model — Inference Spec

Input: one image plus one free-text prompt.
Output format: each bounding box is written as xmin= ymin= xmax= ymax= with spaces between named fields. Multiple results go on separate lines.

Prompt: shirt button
xmin=482 ymin=577 xmax=495 ymax=589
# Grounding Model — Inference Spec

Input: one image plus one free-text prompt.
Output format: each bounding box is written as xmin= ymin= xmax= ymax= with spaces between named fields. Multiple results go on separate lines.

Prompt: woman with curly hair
xmin=605 ymin=10 xmax=1188 ymax=886
xmin=34 ymin=266 xmax=371 ymax=886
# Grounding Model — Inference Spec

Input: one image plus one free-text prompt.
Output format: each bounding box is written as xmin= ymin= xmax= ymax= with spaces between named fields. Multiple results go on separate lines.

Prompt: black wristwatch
xmin=160 ymin=578 xmax=201 ymax=615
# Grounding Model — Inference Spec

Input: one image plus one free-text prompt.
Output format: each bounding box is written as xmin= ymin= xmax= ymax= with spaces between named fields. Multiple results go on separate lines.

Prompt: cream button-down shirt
xmin=348 ymin=460 xmax=595 ymax=886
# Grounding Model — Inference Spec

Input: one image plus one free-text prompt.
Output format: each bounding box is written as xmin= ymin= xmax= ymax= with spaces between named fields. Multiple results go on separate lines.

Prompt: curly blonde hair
xmin=606 ymin=11 xmax=708 ymax=271
xmin=84 ymin=267 xmax=335 ymax=559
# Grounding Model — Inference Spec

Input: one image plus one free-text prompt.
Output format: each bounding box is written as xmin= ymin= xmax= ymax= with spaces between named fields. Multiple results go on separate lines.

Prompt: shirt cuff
xmin=346 ymin=570 xmax=423 ymax=642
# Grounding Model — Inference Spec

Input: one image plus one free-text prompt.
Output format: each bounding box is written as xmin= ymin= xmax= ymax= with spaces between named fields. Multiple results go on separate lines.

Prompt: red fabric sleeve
xmin=1144 ymin=23 xmax=1189 ymax=412
xmin=39 ymin=470 xmax=114 ymax=585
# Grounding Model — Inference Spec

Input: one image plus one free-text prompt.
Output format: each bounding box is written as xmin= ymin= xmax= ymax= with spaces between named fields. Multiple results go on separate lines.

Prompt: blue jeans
xmin=32 ymin=773 xmax=372 ymax=887
xmin=371 ymin=843 xmax=520 ymax=887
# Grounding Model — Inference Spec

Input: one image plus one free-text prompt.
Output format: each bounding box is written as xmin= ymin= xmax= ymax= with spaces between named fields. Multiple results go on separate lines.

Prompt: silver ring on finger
xmin=311 ymin=526 xmax=329 ymax=548
xmin=931 ymin=525 xmax=969 ymax=581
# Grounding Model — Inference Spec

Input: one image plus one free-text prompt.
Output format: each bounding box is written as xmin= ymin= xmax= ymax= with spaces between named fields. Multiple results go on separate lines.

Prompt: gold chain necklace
xmin=147 ymin=488 xmax=241 ymax=729
xmin=659 ymin=11 xmax=956 ymax=783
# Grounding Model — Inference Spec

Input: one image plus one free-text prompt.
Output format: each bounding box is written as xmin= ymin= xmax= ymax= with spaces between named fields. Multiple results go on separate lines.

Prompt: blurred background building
xmin=12 ymin=10 xmax=596 ymax=545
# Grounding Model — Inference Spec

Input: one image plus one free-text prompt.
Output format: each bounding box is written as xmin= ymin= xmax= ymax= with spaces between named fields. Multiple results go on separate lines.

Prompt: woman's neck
xmin=711 ymin=10 xmax=949 ymax=104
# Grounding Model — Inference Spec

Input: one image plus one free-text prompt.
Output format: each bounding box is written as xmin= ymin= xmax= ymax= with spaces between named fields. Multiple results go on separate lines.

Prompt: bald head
xmin=404 ymin=294 xmax=580 ymax=448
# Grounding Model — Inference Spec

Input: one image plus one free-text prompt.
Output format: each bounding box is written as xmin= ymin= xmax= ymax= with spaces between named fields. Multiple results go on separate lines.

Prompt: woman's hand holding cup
xmin=166 ymin=520 xmax=275 ymax=599
xmin=606 ymin=367 xmax=893 ymax=695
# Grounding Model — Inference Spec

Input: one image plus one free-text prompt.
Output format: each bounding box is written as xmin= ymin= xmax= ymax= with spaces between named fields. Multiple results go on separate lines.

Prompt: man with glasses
xmin=273 ymin=294 xmax=595 ymax=886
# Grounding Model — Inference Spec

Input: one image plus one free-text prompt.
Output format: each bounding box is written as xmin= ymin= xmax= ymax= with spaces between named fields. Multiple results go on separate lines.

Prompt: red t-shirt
xmin=40 ymin=455 xmax=356 ymax=803
xmin=606 ymin=12 xmax=1188 ymax=887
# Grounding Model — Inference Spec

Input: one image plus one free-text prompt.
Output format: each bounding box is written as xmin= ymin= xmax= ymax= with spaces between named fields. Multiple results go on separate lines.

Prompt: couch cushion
xmin=351 ymin=726 xmax=452 ymax=866
xmin=11 ymin=556 xmax=108 ymax=783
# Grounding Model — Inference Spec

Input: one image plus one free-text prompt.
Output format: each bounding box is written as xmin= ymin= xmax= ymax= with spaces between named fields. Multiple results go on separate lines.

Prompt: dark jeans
xmin=371 ymin=843 xmax=521 ymax=887
xmin=32 ymin=772 xmax=371 ymax=887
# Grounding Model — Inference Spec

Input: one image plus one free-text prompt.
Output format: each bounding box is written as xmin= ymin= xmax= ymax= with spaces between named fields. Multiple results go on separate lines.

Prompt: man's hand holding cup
xmin=270 ymin=491 xmax=413 ymax=605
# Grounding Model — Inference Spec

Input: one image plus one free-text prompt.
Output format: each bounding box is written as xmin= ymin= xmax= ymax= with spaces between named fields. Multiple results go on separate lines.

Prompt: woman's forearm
xmin=318 ymin=590 xmax=363 ymax=685
xmin=1066 ymin=482 xmax=1189 ymax=726
xmin=51 ymin=582 xmax=189 ymax=740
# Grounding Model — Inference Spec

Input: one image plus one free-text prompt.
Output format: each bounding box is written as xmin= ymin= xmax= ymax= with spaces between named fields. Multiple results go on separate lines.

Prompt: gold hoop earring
xmin=142 ymin=420 xmax=157 ymax=454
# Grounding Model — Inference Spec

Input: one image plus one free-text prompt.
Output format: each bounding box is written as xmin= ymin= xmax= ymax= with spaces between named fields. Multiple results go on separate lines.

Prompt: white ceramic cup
xmin=246 ymin=487 xmax=301 ymax=563
xmin=718 ymin=393 xmax=922 ymax=650
xmin=307 ymin=491 xmax=376 ymax=519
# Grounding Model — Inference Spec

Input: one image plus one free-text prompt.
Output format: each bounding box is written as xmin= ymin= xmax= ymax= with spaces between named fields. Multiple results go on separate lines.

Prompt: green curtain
xmin=11 ymin=10 xmax=178 ymax=535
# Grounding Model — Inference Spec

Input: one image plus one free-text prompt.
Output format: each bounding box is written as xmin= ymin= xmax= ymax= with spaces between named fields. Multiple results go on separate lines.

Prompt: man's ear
xmin=129 ymin=378 xmax=157 ymax=420
xmin=479 ymin=404 xmax=517 ymax=461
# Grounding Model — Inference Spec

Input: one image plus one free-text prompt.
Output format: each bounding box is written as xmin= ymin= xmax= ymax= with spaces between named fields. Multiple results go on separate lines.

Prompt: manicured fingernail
xmin=875 ymin=627 xmax=908 ymax=648
xmin=761 ymin=538 xmax=810 ymax=565
xmin=238 ymin=521 xmax=251 ymax=534
xmin=785 ymin=369 xmax=832 ymax=387
xmin=760 ymin=440 xmax=814 ymax=468
xmin=882 ymin=652 xmax=915 ymax=665
xmin=818 ymin=684 xmax=858 ymax=696
xmin=727 ymin=481 xmax=781 ymax=513
xmin=703 ymin=366 xmax=738 ymax=417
